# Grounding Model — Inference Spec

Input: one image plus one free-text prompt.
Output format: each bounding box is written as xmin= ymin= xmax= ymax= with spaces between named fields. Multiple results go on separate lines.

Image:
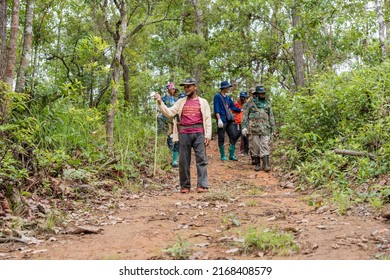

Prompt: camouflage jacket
xmin=242 ymin=98 xmax=275 ymax=136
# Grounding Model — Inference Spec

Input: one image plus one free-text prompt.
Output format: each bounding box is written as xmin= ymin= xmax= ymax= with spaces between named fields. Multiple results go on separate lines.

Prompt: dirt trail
xmin=1 ymin=139 xmax=389 ymax=260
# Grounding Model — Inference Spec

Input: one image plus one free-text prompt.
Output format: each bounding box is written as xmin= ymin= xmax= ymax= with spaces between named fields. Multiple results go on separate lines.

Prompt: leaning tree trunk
xmin=15 ymin=0 xmax=34 ymax=93
xmin=0 ymin=0 xmax=6 ymax=81
xmin=106 ymin=0 xmax=127 ymax=153
xmin=291 ymin=4 xmax=305 ymax=90
xmin=5 ymin=0 xmax=20 ymax=87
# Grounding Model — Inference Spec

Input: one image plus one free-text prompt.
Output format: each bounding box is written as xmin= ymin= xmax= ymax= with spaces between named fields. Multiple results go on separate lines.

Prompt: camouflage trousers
xmin=248 ymin=134 xmax=270 ymax=158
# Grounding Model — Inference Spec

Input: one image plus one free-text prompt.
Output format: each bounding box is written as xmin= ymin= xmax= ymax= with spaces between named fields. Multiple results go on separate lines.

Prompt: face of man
xmin=259 ymin=93 xmax=266 ymax=100
xmin=221 ymin=88 xmax=230 ymax=95
xmin=183 ymin=84 xmax=196 ymax=97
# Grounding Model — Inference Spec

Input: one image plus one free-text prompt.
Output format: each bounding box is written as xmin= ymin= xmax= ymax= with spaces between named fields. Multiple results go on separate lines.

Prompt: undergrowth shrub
xmin=273 ymin=60 xmax=390 ymax=206
xmin=35 ymin=98 xmax=107 ymax=164
xmin=0 ymin=84 xmax=32 ymax=191
xmin=113 ymin=110 xmax=171 ymax=179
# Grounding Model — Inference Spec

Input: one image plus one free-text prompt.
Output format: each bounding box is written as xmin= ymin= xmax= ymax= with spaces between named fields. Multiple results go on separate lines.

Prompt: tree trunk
xmin=15 ymin=0 xmax=34 ymax=93
xmin=106 ymin=0 xmax=127 ymax=153
xmin=268 ymin=1 xmax=280 ymax=76
xmin=291 ymin=4 xmax=305 ymax=89
xmin=30 ymin=0 xmax=54 ymax=94
xmin=325 ymin=11 xmax=334 ymax=51
xmin=174 ymin=0 xmax=186 ymax=84
xmin=189 ymin=0 xmax=204 ymax=87
xmin=121 ymin=53 xmax=131 ymax=107
xmin=386 ymin=0 xmax=390 ymax=40
xmin=0 ymin=0 xmax=6 ymax=81
xmin=5 ymin=0 xmax=20 ymax=87
xmin=376 ymin=0 xmax=386 ymax=59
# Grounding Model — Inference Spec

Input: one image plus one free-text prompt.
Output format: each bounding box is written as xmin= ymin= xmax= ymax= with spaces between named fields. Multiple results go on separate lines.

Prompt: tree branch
xmin=46 ymin=54 xmax=74 ymax=84
xmin=333 ymin=149 xmax=376 ymax=160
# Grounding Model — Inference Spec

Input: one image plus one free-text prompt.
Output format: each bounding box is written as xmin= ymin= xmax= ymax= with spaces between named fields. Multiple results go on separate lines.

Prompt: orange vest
xmin=232 ymin=101 xmax=243 ymax=124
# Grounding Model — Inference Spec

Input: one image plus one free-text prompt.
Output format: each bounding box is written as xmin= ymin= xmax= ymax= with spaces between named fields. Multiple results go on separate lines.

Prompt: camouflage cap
xmin=179 ymin=77 xmax=197 ymax=86
xmin=255 ymin=85 xmax=266 ymax=93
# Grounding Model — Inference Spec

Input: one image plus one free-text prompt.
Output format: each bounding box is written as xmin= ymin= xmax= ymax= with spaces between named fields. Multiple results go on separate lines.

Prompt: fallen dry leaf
xmin=316 ymin=225 xmax=328 ymax=230
xmin=225 ymin=248 xmax=240 ymax=254
xmin=66 ymin=225 xmax=103 ymax=234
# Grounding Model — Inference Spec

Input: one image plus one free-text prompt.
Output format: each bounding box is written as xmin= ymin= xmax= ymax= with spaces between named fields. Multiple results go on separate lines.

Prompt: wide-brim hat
xmin=179 ymin=77 xmax=197 ymax=86
xmin=255 ymin=85 xmax=266 ymax=93
xmin=220 ymin=81 xmax=233 ymax=89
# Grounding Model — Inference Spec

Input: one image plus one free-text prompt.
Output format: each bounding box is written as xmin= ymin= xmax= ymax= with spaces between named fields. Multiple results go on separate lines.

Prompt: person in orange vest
xmin=232 ymin=92 xmax=249 ymax=155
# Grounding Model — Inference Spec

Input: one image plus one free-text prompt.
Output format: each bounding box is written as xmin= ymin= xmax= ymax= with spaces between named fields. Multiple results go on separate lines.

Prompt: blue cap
xmin=240 ymin=92 xmax=248 ymax=98
xmin=220 ymin=81 xmax=232 ymax=89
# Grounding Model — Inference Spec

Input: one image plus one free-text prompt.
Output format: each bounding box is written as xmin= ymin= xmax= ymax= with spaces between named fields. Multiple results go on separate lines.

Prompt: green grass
xmin=222 ymin=213 xmax=241 ymax=229
xmin=203 ymin=188 xmax=232 ymax=202
xmin=247 ymin=188 xmax=263 ymax=196
xmin=332 ymin=190 xmax=353 ymax=215
xmin=163 ymin=236 xmax=192 ymax=260
xmin=242 ymin=227 xmax=299 ymax=256
xmin=246 ymin=199 xmax=257 ymax=207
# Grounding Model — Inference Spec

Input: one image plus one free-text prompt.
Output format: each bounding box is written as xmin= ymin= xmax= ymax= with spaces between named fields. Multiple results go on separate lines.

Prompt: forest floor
xmin=0 ymin=139 xmax=389 ymax=260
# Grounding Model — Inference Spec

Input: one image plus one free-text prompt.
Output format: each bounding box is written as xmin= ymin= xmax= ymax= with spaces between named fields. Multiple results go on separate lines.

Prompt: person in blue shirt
xmin=178 ymin=92 xmax=186 ymax=99
xmin=213 ymin=81 xmax=243 ymax=161
xmin=161 ymin=82 xmax=179 ymax=167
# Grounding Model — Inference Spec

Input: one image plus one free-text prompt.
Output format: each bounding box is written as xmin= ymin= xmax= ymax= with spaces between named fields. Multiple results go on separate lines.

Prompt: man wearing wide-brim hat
xmin=213 ymin=80 xmax=243 ymax=161
xmin=241 ymin=85 xmax=275 ymax=172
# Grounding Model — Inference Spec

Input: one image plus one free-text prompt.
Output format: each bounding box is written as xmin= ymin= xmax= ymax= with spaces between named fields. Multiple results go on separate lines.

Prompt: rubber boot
xmin=172 ymin=151 xmax=179 ymax=167
xmin=251 ymin=153 xmax=256 ymax=165
xmin=219 ymin=145 xmax=228 ymax=161
xmin=263 ymin=155 xmax=271 ymax=172
xmin=254 ymin=157 xmax=261 ymax=171
xmin=229 ymin=145 xmax=238 ymax=161
xmin=244 ymin=144 xmax=249 ymax=155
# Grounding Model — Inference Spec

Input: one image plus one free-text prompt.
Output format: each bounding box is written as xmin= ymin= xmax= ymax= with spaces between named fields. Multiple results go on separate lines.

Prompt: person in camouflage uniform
xmin=241 ymin=85 xmax=275 ymax=172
